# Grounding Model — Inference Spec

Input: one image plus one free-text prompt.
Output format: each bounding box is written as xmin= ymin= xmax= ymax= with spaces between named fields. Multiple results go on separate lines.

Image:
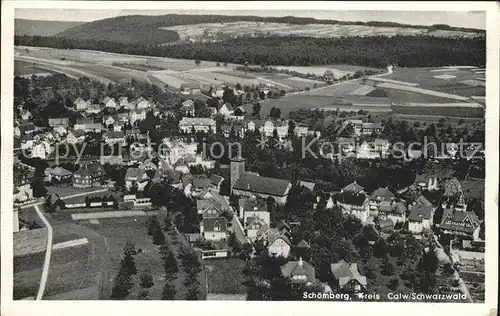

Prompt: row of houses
xmin=74 ymin=96 xmax=154 ymax=113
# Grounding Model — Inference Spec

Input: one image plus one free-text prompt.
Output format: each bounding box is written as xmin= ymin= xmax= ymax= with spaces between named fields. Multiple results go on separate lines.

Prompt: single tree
xmin=139 ymin=269 xmax=154 ymax=289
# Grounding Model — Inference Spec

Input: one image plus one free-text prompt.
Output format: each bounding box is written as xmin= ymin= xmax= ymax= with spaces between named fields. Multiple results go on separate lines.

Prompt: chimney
xmin=298 ymin=257 xmax=303 ymax=267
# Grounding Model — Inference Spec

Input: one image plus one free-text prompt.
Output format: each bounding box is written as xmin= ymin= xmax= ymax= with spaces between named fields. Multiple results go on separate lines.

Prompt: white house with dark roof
xmin=104 ymin=131 xmax=125 ymax=146
xmin=66 ymin=129 xmax=86 ymax=144
xmin=281 ymin=258 xmax=316 ymax=285
xmin=439 ymin=194 xmax=480 ymax=240
xmin=408 ymin=203 xmax=433 ymax=234
xmin=74 ymin=97 xmax=90 ymax=111
xmin=200 ymin=217 xmax=227 ymax=241
xmin=180 ymin=99 xmax=196 ymax=116
xmin=102 ymin=97 xmax=118 ymax=109
xmin=335 ymin=191 xmax=370 ymax=223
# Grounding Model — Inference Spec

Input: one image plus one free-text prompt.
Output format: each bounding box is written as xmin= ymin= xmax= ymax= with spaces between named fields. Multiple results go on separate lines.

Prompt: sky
xmin=15 ymin=8 xmax=486 ymax=30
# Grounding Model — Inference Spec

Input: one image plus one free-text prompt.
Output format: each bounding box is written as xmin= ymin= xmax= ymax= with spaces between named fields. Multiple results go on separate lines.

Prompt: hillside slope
xmin=15 ymin=19 xmax=86 ymax=36
xmin=55 ymin=14 xmax=485 ymax=46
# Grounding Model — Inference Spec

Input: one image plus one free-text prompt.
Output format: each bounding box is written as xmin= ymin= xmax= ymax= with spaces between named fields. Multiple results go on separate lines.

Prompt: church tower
xmin=230 ymin=155 xmax=246 ymax=194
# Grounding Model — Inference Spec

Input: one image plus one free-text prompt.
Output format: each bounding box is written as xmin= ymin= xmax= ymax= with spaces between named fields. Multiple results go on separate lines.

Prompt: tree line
xmin=15 ymin=34 xmax=485 ymax=68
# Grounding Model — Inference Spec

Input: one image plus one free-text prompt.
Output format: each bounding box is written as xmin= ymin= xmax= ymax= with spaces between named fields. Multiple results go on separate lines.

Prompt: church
xmin=230 ymin=156 xmax=292 ymax=205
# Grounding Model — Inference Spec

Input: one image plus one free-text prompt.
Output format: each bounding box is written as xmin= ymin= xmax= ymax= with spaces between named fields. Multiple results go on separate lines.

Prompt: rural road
xmin=34 ymin=204 xmax=53 ymax=301
xmin=19 ymin=188 xmax=109 ymax=300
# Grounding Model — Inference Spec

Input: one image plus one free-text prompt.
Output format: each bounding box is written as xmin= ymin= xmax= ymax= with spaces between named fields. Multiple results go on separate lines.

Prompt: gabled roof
xmin=233 ymin=174 xmax=291 ymax=197
xmin=179 ymin=117 xmax=216 ymax=127
xmin=299 ymin=181 xmax=316 ymax=191
xmin=221 ymin=103 xmax=234 ymax=112
xmin=408 ymin=203 xmax=433 ymax=222
xmin=125 ymin=167 xmax=149 ymax=181
xmin=444 ymin=177 xmax=463 ymax=196
xmin=440 ymin=208 xmax=480 ymax=234
xmin=239 ymin=198 xmax=268 ymax=213
xmin=296 ymin=239 xmax=311 ymax=248
xmin=371 ymin=187 xmax=394 ymax=201
xmin=48 ymin=167 xmax=73 ymax=177
xmin=209 ymin=174 xmax=224 ymax=186
xmin=330 ymin=260 xmax=367 ymax=288
xmin=202 ymin=217 xmax=227 ymax=232
xmin=181 ymin=99 xmax=195 ymax=108
xmin=245 ymin=215 xmax=267 ymax=228
xmin=415 ymin=195 xmax=433 ymax=208
xmin=336 ymin=191 xmax=367 ymax=207
xmin=342 ymin=181 xmax=364 ymax=193
xmin=281 ymin=259 xmax=316 ymax=283
xmin=69 ymin=129 xmax=86 ymax=137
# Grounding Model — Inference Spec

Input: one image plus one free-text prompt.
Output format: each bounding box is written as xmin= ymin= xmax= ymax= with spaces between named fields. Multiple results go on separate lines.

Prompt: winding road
xmin=20 ymin=188 xmax=109 ymax=300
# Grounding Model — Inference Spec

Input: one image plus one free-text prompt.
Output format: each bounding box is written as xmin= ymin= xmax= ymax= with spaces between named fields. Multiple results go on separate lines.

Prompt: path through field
xmin=34 ymin=204 xmax=53 ymax=300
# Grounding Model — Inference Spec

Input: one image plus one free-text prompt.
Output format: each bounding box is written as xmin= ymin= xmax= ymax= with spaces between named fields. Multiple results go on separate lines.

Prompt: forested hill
xmin=15 ymin=35 xmax=485 ymax=68
xmin=15 ymin=19 xmax=86 ymax=36
xmin=55 ymin=14 xmax=485 ymax=45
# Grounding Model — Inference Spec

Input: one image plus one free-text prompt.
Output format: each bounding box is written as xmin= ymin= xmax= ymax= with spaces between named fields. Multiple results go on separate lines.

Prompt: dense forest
xmin=15 ymin=35 xmax=485 ymax=68
xmin=54 ymin=14 xmax=484 ymax=46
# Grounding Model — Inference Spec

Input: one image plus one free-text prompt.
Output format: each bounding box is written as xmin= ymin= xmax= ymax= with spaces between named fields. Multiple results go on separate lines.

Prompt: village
xmin=12 ymin=69 xmax=486 ymax=302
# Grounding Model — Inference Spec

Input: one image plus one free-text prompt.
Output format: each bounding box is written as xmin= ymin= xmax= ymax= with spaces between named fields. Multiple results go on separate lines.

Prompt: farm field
xmin=204 ymin=258 xmax=247 ymax=295
xmin=384 ymin=67 xmax=485 ymax=97
xmin=303 ymin=80 xmax=365 ymax=97
xmin=14 ymin=46 xmax=381 ymax=93
xmin=163 ymin=22 xmax=481 ymax=40
xmin=14 ymin=60 xmax=58 ymax=76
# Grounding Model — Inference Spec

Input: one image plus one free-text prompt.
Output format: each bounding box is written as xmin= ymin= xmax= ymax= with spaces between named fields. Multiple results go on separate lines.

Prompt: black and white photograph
xmin=1 ymin=1 xmax=498 ymax=316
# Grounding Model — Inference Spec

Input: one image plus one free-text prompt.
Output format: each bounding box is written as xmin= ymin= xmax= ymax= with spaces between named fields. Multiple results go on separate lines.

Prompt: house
xmin=268 ymin=232 xmax=292 ymax=257
xmin=129 ymin=109 xmax=147 ymax=124
xmin=341 ymin=181 xmax=365 ymax=194
xmin=294 ymin=125 xmax=309 ymax=138
xmin=21 ymin=134 xmax=35 ymax=150
xmin=66 ymin=129 xmax=86 ymax=144
xmin=200 ymin=217 xmax=227 ymax=241
xmin=180 ymin=100 xmax=196 ymax=116
xmin=233 ymin=106 xmax=246 ymax=118
xmin=299 ymin=181 xmax=316 ymax=192
xmin=45 ymin=167 xmax=73 ymax=182
xmin=439 ymin=194 xmax=480 ymax=239
xmin=102 ymin=114 xmax=116 ymax=127
xmin=444 ymin=178 xmax=463 ymax=196
xmin=20 ymin=109 xmax=32 ymax=121
xmin=275 ymin=121 xmax=289 ymax=139
xmin=219 ymin=103 xmax=234 ymax=117
xmin=408 ymin=203 xmax=433 ymax=234
xmin=238 ymin=197 xmax=268 ymax=218
xmin=48 ymin=118 xmax=69 ymax=128
xmin=104 ymin=131 xmax=125 ymax=146
xmin=13 ymin=177 xmax=33 ymax=203
xmin=245 ymin=215 xmax=268 ymax=241
xmin=335 ymin=137 xmax=356 ymax=156
xmin=378 ymin=201 xmax=406 ymax=223
xmin=374 ymin=138 xmax=390 ymax=156
xmin=74 ymin=97 xmax=90 ymax=111
xmin=118 ymin=96 xmax=128 ymax=108
xmin=74 ymin=118 xmax=103 ymax=132
xmin=230 ymin=156 xmax=292 ymax=205
xmin=370 ymin=187 xmax=395 ymax=203
xmin=335 ymin=191 xmax=370 ymax=223
xmin=209 ymin=174 xmax=224 ymax=192
xmin=356 ymin=141 xmax=378 ymax=159
xmin=361 ymin=122 xmax=383 ymax=135
xmin=178 ymin=117 xmax=216 ymax=134
xmin=342 ymin=119 xmax=363 ymax=135
xmin=101 ymin=97 xmax=117 ymax=109
xmin=85 ymin=103 xmax=103 ymax=114
xmin=281 ymin=258 xmax=316 ymax=285
xmin=330 ymin=260 xmax=367 ymax=292
xmin=72 ymin=164 xmax=104 ymax=188
xmin=260 ymin=120 xmax=275 ymax=137
xmin=180 ymin=83 xmax=201 ymax=95
xmin=134 ymin=97 xmax=152 ymax=110
xmin=414 ymin=174 xmax=439 ymax=191
xmin=196 ymin=199 xmax=225 ymax=218
xmin=125 ymin=167 xmax=150 ymax=191
xmin=31 ymin=142 xmax=49 ymax=159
